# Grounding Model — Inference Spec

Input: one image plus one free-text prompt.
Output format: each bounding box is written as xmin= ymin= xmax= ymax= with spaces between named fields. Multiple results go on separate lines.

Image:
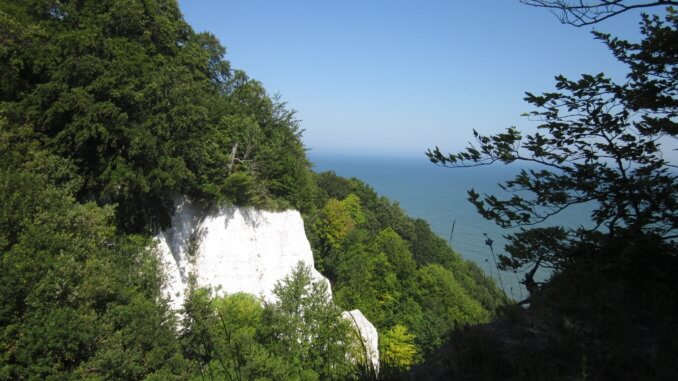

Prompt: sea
xmin=309 ymin=152 xmax=596 ymax=301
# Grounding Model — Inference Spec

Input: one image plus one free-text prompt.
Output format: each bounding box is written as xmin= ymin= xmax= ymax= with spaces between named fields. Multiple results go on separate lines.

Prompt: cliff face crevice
xmin=154 ymin=199 xmax=379 ymax=371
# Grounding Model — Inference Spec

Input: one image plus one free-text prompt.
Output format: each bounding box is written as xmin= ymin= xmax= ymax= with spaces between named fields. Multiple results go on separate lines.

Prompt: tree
xmin=520 ymin=0 xmax=678 ymax=26
xmin=373 ymin=228 xmax=417 ymax=283
xmin=413 ymin=264 xmax=489 ymax=352
xmin=334 ymin=239 xmax=385 ymax=322
xmin=261 ymin=262 xmax=359 ymax=380
xmin=314 ymin=194 xmax=365 ymax=251
xmin=603 ymin=11 xmax=678 ymax=137
xmin=0 ymin=170 xmax=185 ymax=379
xmin=180 ymin=289 xmax=274 ymax=381
xmin=427 ymin=9 xmax=677 ymax=296
xmin=0 ymin=0 xmax=314 ymax=232
xmin=210 ymin=293 xmax=265 ymax=380
xmin=379 ymin=324 xmax=419 ymax=375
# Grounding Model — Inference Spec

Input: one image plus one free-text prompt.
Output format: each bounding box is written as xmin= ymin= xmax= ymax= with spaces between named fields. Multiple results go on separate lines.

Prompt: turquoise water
xmin=310 ymin=153 xmax=596 ymax=300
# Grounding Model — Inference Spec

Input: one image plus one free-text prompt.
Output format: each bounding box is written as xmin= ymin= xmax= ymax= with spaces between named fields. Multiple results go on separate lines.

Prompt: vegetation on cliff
xmin=5 ymin=0 xmax=674 ymax=379
xmin=1 ymin=0 xmax=314 ymax=233
xmin=0 ymin=1 xmax=502 ymax=379
xmin=305 ymin=171 xmax=504 ymax=375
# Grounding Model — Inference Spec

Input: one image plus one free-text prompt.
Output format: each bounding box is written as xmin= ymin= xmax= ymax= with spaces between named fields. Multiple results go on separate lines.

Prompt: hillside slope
xmin=0 ymin=1 xmax=503 ymax=379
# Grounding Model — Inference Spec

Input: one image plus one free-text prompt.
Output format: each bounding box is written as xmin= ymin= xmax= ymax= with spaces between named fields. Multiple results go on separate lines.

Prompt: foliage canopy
xmin=1 ymin=0 xmax=313 ymax=232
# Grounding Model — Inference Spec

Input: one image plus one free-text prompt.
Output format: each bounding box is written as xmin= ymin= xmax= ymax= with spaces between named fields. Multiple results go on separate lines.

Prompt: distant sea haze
xmin=310 ymin=152 xmax=596 ymax=301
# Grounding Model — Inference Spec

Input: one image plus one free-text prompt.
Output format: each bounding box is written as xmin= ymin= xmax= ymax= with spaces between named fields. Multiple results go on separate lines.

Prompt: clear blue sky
xmin=177 ymin=0 xmax=655 ymax=158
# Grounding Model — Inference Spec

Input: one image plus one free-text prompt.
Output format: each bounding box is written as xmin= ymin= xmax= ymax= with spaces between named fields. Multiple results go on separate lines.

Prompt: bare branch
xmin=520 ymin=0 xmax=678 ymax=26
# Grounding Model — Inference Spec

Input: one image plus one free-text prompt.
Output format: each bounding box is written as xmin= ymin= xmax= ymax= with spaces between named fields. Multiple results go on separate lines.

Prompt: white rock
xmin=343 ymin=309 xmax=380 ymax=375
xmin=155 ymin=198 xmax=379 ymax=372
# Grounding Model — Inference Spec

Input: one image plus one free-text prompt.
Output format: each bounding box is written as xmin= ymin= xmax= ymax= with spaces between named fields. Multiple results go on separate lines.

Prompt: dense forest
xmin=0 ymin=1 xmax=504 ymax=379
xmin=306 ymin=171 xmax=504 ymax=376
xmin=2 ymin=0 xmax=676 ymax=379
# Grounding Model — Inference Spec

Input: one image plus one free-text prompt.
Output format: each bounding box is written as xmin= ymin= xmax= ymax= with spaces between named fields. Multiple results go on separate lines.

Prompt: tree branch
xmin=520 ymin=1 xmax=678 ymax=27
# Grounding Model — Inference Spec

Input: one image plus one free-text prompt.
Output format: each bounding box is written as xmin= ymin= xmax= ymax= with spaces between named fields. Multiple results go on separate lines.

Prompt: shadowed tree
xmin=427 ymin=9 xmax=678 ymax=296
xmin=414 ymin=8 xmax=678 ymax=379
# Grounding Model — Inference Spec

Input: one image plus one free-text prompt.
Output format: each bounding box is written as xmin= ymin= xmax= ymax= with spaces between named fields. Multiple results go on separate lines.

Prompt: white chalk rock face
xmin=343 ymin=310 xmax=380 ymax=374
xmin=155 ymin=199 xmax=379 ymax=372
xmin=157 ymin=200 xmax=331 ymax=307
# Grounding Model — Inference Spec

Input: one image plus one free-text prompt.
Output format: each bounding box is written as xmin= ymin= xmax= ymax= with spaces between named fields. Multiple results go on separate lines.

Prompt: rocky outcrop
xmin=343 ymin=309 xmax=380 ymax=374
xmin=155 ymin=199 xmax=379 ymax=372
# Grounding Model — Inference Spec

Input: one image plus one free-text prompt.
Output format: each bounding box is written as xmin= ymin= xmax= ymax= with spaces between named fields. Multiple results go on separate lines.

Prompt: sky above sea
xmin=176 ymin=0 xmax=655 ymax=157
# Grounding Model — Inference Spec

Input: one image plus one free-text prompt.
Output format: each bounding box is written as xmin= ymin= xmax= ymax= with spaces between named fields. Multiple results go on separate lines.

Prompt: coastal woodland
xmin=0 ymin=1 xmax=500 ymax=379
xmin=0 ymin=0 xmax=675 ymax=380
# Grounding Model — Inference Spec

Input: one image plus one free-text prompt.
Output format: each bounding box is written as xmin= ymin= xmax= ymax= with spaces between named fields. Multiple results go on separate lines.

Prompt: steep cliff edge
xmin=155 ymin=199 xmax=379 ymax=371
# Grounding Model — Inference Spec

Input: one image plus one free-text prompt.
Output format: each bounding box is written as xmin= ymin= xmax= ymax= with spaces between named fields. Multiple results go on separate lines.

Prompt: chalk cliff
xmin=155 ymin=199 xmax=379 ymax=372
